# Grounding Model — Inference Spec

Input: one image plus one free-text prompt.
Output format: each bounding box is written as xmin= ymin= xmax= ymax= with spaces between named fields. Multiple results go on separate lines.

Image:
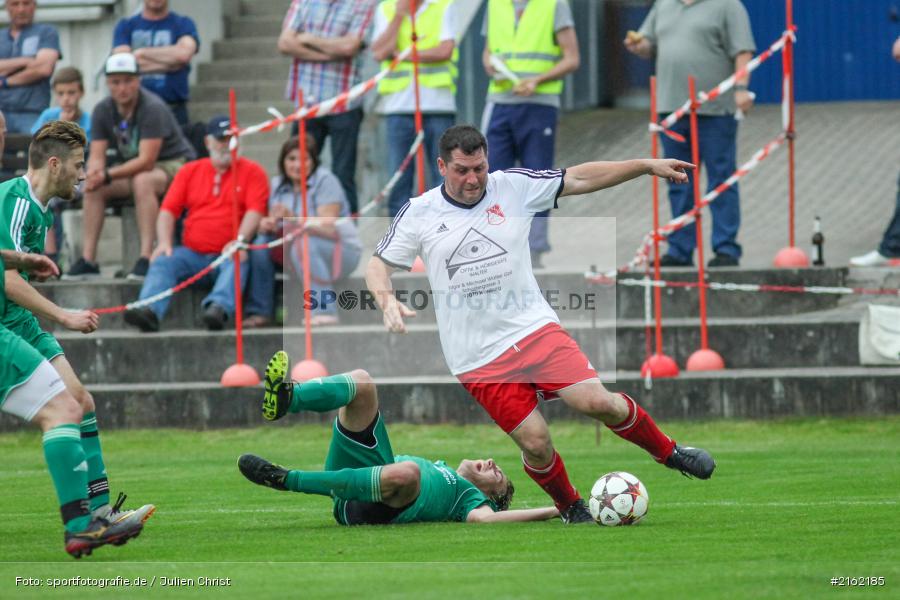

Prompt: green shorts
xmin=327 ymin=414 xmax=395 ymax=525
xmin=2 ymin=308 xmax=64 ymax=362
xmin=0 ymin=324 xmax=46 ymax=408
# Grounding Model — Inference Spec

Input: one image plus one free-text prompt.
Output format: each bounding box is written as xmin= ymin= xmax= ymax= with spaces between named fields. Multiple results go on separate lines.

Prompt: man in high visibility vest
xmin=482 ymin=0 xmax=580 ymax=267
xmin=372 ymin=0 xmax=459 ymax=217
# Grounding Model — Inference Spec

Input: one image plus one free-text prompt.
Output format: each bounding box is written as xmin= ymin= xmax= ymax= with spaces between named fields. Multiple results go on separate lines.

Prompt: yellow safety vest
xmin=488 ymin=0 xmax=563 ymax=95
xmin=378 ymin=0 xmax=458 ymax=95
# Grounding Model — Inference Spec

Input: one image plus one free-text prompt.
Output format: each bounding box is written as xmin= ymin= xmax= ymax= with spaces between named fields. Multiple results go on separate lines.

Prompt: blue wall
xmin=743 ymin=0 xmax=900 ymax=103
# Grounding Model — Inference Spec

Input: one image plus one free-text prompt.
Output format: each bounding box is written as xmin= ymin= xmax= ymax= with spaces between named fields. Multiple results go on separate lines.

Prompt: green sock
xmin=285 ymin=466 xmax=384 ymax=503
xmin=80 ymin=412 xmax=110 ymax=511
xmin=42 ymin=424 xmax=91 ymax=532
xmin=289 ymin=374 xmax=357 ymax=413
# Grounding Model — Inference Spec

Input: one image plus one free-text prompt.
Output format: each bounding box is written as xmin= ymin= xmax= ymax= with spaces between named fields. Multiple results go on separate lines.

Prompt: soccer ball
xmin=588 ymin=471 xmax=649 ymax=526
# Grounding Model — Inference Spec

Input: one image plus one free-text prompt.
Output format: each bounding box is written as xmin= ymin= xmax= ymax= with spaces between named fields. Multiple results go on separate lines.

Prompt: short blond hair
xmin=29 ymin=120 xmax=86 ymax=168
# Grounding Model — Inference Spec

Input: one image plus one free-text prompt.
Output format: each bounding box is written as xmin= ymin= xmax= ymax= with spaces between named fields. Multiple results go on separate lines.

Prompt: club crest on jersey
xmin=485 ymin=203 xmax=505 ymax=225
xmin=445 ymin=227 xmax=508 ymax=280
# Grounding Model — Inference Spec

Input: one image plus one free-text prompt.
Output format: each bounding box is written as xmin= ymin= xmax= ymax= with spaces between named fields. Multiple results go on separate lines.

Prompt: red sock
xmin=522 ymin=451 xmax=580 ymax=511
xmin=608 ymin=393 xmax=676 ymax=463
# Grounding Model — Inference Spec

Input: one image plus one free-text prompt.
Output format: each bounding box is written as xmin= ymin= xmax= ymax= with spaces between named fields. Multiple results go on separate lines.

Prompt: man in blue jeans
xmin=123 ymin=116 xmax=269 ymax=332
xmin=626 ymin=0 xmax=756 ymax=268
xmin=278 ymin=0 xmax=377 ymax=214
xmin=371 ymin=0 xmax=458 ymax=217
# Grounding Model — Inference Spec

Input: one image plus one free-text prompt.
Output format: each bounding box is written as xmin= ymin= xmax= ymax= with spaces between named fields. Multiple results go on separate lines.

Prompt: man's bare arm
xmin=466 ymin=505 xmax=559 ymax=523
xmin=133 ymin=36 xmax=198 ymax=73
xmin=365 ymin=256 xmax=416 ymax=333
xmin=277 ymin=29 xmax=336 ymax=62
xmin=5 ymin=270 xmax=98 ymax=333
xmin=6 ymin=49 xmax=59 ymax=87
xmin=0 ymin=56 xmax=30 ymax=76
xmin=299 ymin=33 xmax=365 ymax=60
xmin=560 ymin=159 xmax=694 ymax=197
xmin=0 ymin=250 xmax=59 ymax=280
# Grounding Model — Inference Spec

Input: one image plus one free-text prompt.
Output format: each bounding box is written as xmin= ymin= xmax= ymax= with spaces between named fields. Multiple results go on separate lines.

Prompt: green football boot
xmin=262 ymin=351 xmax=292 ymax=421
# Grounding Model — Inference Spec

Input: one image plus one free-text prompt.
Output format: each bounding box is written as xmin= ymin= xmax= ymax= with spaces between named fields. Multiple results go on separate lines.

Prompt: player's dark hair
xmin=51 ymin=66 xmax=84 ymax=91
xmin=29 ymin=120 xmax=86 ymax=168
xmin=439 ymin=125 xmax=487 ymax=164
xmin=278 ymin=134 xmax=320 ymax=182
xmin=492 ymin=478 xmax=515 ymax=512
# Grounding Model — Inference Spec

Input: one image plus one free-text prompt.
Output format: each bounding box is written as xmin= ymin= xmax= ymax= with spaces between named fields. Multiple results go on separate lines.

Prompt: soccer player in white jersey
xmin=366 ymin=125 xmax=715 ymax=524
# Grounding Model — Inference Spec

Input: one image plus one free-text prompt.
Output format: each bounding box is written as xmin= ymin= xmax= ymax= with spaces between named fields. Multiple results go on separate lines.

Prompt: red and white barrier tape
xmin=230 ymin=48 xmax=412 ymax=143
xmin=584 ymin=274 xmax=900 ymax=298
xmin=650 ymin=29 xmax=795 ymax=142
xmin=610 ymin=132 xmax=786 ymax=278
xmin=85 ymin=132 xmax=425 ymax=314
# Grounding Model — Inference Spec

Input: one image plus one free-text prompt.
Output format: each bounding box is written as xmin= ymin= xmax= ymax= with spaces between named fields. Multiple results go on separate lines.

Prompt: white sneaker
xmin=849 ymin=250 xmax=891 ymax=267
xmin=93 ymin=493 xmax=156 ymax=531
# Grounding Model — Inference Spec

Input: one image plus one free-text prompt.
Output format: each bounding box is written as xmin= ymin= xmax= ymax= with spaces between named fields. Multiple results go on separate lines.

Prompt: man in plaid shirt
xmin=278 ymin=0 xmax=377 ymax=214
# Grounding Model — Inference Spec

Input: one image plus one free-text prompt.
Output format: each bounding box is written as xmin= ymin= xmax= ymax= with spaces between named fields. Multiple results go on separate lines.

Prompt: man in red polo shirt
xmin=123 ymin=115 xmax=269 ymax=332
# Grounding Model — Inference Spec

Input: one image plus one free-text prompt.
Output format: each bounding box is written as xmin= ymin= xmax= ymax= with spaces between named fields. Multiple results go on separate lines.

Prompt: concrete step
xmin=36 ymin=268 xmax=849 ymax=331
xmin=3 ymin=367 xmax=897 ymax=431
xmin=226 ymin=15 xmax=283 ymax=39
xmin=240 ymin=0 xmax=291 ymax=17
xmin=197 ymin=60 xmax=292 ymax=84
xmin=50 ymin=316 xmax=863 ymax=385
xmin=213 ymin=37 xmax=284 ymax=60
xmin=189 ymin=100 xmax=295 ymax=126
xmin=191 ymin=80 xmax=288 ymax=103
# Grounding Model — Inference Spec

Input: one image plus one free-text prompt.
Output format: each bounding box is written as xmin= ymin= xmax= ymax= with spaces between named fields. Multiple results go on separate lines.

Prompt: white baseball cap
xmin=105 ymin=53 xmax=139 ymax=76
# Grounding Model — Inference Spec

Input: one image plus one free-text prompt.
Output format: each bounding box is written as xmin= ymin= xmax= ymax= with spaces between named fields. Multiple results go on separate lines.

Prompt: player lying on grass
xmin=239 ymin=351 xmax=559 ymax=524
xmin=0 ymin=122 xmax=154 ymax=557
xmin=0 ymin=250 xmax=147 ymax=558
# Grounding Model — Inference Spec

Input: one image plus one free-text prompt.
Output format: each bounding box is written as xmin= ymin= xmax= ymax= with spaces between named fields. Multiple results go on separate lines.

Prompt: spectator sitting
xmin=30 ymin=66 xmax=91 ymax=265
xmin=112 ymin=0 xmax=200 ymax=126
xmin=123 ymin=115 xmax=269 ymax=333
xmin=277 ymin=0 xmax=377 ymax=214
xmin=0 ymin=0 xmax=61 ymax=133
xmin=30 ymin=66 xmax=91 ymax=139
xmin=245 ymin=135 xmax=362 ymax=327
xmin=66 ymin=52 xmax=196 ymax=281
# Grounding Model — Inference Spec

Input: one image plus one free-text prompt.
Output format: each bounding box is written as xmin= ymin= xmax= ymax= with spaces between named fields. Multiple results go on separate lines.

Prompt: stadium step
xmin=240 ymin=0 xmax=291 ymax=18
xmin=36 ymin=268 xmax=848 ymax=332
xmin=188 ymin=100 xmax=295 ymax=126
xmin=197 ymin=60 xmax=292 ymax=85
xmin=3 ymin=366 xmax=896 ymax=431
xmin=191 ymin=80 xmax=288 ymax=103
xmin=226 ymin=15 xmax=284 ymax=39
xmin=213 ymin=37 xmax=285 ymax=60
xmin=49 ymin=313 xmax=866 ymax=384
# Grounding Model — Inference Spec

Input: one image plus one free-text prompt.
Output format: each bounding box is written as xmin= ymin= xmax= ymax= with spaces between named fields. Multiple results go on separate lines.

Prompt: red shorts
xmin=457 ymin=323 xmax=599 ymax=433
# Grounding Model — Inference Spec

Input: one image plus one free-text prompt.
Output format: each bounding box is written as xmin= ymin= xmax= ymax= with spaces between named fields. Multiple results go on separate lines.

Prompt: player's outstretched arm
xmin=560 ymin=158 xmax=694 ymax=198
xmin=466 ymin=505 xmax=560 ymax=523
xmin=0 ymin=250 xmax=59 ymax=280
xmin=365 ymin=256 xmax=417 ymax=334
xmin=4 ymin=270 xmax=99 ymax=334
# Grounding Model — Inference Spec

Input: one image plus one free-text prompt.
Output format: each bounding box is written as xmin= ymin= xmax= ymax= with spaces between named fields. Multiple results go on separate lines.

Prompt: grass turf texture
xmin=0 ymin=418 xmax=897 ymax=599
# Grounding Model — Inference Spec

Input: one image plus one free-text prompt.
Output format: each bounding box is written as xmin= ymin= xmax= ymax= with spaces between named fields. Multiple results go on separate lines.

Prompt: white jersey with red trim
xmin=375 ymin=168 xmax=566 ymax=375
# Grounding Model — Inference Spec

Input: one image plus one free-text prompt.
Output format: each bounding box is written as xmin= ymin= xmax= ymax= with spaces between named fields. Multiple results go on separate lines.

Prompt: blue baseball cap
xmin=207 ymin=115 xmax=232 ymax=139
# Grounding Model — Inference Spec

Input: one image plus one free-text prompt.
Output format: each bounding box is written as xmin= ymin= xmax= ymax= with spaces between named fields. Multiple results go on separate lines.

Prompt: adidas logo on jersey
xmin=437 ymin=223 xmax=449 ymax=233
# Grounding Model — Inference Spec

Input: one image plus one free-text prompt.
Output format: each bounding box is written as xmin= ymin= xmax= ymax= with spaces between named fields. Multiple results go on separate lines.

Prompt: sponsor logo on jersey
xmin=485 ymin=203 xmax=505 ymax=225
xmin=445 ymin=227 xmax=508 ymax=280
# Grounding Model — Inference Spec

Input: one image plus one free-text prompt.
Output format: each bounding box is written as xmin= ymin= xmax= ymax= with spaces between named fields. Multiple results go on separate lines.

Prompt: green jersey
xmin=392 ymin=455 xmax=492 ymax=523
xmin=0 ymin=253 xmax=5 ymax=317
xmin=0 ymin=176 xmax=53 ymax=325
xmin=0 ymin=176 xmax=53 ymax=270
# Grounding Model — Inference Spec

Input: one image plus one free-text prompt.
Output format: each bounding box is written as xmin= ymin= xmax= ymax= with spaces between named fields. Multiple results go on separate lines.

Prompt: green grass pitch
xmin=0 ymin=418 xmax=897 ymax=598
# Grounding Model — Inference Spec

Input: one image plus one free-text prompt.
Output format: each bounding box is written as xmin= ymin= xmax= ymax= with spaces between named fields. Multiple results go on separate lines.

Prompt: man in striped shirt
xmin=277 ymin=0 xmax=377 ymax=214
